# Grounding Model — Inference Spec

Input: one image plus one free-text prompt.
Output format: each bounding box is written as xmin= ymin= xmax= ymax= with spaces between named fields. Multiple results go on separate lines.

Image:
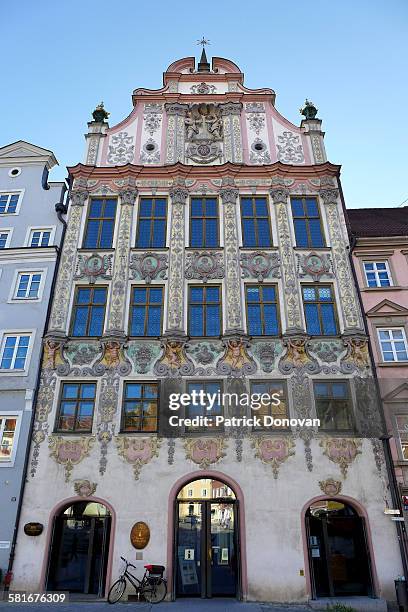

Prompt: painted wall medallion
xmin=115 ymin=437 xmax=161 ymax=480
xmin=130 ymin=252 xmax=168 ymax=283
xmin=74 ymin=479 xmax=97 ymax=497
xmin=297 ymin=252 xmax=332 ymax=282
xmin=48 ymin=436 xmax=95 ymax=482
xmin=75 ymin=253 xmax=113 ymax=284
xmin=240 ymin=251 xmax=281 ymax=282
xmin=320 ymin=438 xmax=362 ymax=477
xmin=185 ymin=251 xmax=224 ymax=282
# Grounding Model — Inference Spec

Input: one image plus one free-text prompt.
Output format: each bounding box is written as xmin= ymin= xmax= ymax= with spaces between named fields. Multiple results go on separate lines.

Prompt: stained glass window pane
xmin=306 ymin=198 xmax=319 ymax=216
xmin=190 ymin=305 xmax=204 ymax=336
xmin=84 ymin=220 xmax=99 ymax=248
xmin=206 ymin=219 xmax=218 ymax=246
xmin=242 ymin=219 xmax=256 ymax=247
xmin=309 ymin=219 xmax=324 ymax=247
xmin=321 ymin=303 xmax=337 ymax=335
xmin=148 ymin=306 xmax=161 ymax=335
xmin=248 ymin=304 xmax=262 ymax=335
xmin=291 ymin=199 xmax=304 ymax=217
xmin=153 ymin=219 xmax=166 ymax=246
xmin=257 ymin=219 xmax=271 ymax=246
xmin=264 ymin=304 xmax=278 ymax=335
xmin=72 ymin=308 xmax=88 ymax=336
xmin=131 ymin=306 xmax=145 ymax=336
xmin=89 ymin=306 xmax=105 ymax=335
xmin=206 ymin=305 xmax=220 ymax=336
xmin=191 ymin=219 xmax=203 ymax=247
xmin=100 ymin=220 xmax=114 ymax=248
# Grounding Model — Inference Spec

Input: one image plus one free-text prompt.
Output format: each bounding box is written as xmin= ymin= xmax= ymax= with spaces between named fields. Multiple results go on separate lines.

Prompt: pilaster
xmin=84 ymin=121 xmax=108 ymax=165
xmin=48 ymin=187 xmax=88 ymax=335
xmin=270 ymin=182 xmax=304 ymax=334
xmin=301 ymin=118 xmax=326 ymax=164
xmin=165 ymin=181 xmax=189 ymax=335
xmin=320 ymin=182 xmax=363 ymax=332
xmin=220 ymin=178 xmax=244 ymax=333
xmin=164 ymin=103 xmax=188 ymax=163
xmin=220 ymin=102 xmax=243 ymax=163
xmin=105 ymin=184 xmax=138 ymax=337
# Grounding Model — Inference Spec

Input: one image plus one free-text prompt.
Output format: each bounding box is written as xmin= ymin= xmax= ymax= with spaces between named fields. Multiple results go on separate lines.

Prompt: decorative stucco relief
xmin=154 ymin=339 xmax=195 ymax=377
xmin=291 ymin=375 xmax=314 ymax=471
xmin=279 ymin=335 xmax=320 ymax=376
xmin=320 ymin=437 xmax=362 ymax=478
xmin=49 ymin=436 xmax=95 ymax=482
xmin=220 ymin=103 xmax=242 ymax=163
xmin=216 ymin=337 xmax=256 ymax=377
xmin=74 ymin=479 xmax=97 ymax=497
xmin=250 ymin=139 xmax=271 ymax=165
xmin=75 ymin=253 xmax=113 ymax=284
xmin=49 ymin=193 xmax=86 ymax=332
xmin=340 ymin=336 xmax=370 ymax=373
xmin=184 ymin=438 xmax=227 ymax=469
xmin=245 ymin=103 xmax=266 ymax=135
xmin=107 ymin=132 xmax=135 ymax=165
xmin=190 ymin=83 xmax=216 ymax=94
xmin=270 ymin=183 xmax=303 ymax=332
xmin=106 ymin=186 xmax=137 ymax=334
xmin=127 ymin=342 xmax=161 ymax=374
xmin=185 ymin=103 xmax=223 ymax=164
xmin=252 ymin=341 xmax=283 ymax=373
xmin=140 ymin=139 xmax=160 ymax=164
xmin=166 ymin=184 xmax=188 ymax=332
xmin=296 ymin=252 xmax=333 ymax=282
xmin=276 ymin=131 xmax=304 ymax=164
xmin=129 ymin=252 xmax=168 ymax=283
xmin=115 ymin=437 xmax=161 ymax=480
xmin=220 ymin=181 xmax=243 ymax=332
xmin=185 ymin=251 xmax=224 ymax=282
xmin=251 ymin=436 xmax=295 ymax=479
xmin=165 ymin=104 xmax=188 ymax=163
xmin=319 ymin=478 xmax=342 ymax=496
xmin=320 ymin=184 xmax=362 ymax=331
xmin=240 ymin=251 xmax=281 ymax=282
xmin=143 ymin=103 xmax=163 ymax=136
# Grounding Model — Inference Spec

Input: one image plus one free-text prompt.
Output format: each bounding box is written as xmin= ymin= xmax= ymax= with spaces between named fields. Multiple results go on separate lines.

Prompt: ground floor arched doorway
xmin=306 ymin=498 xmax=374 ymax=598
xmin=175 ymin=477 xmax=240 ymax=598
xmin=46 ymin=501 xmax=111 ymax=597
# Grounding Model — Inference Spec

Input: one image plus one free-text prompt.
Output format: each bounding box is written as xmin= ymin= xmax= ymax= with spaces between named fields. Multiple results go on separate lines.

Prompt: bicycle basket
xmin=145 ymin=564 xmax=165 ymax=577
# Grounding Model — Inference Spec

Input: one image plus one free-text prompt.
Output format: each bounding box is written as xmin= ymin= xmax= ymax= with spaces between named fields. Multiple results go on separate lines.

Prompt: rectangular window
xmin=188 ymin=285 xmax=221 ymax=337
xmin=71 ymin=286 xmax=107 ymax=337
xmin=302 ymin=285 xmax=338 ymax=336
xmin=83 ymin=198 xmax=117 ymax=249
xmin=129 ymin=286 xmax=163 ymax=336
xmin=190 ymin=197 xmax=219 ymax=247
xmin=121 ymin=382 xmax=158 ymax=432
xmin=0 ymin=335 xmax=30 ymax=370
xmin=0 ymin=416 xmax=18 ymax=461
xmin=0 ymin=231 xmax=10 ymax=248
xmin=0 ymin=193 xmax=20 ymax=214
xmin=14 ymin=272 xmax=42 ymax=299
xmin=56 ymin=382 xmax=96 ymax=432
xmin=29 ymin=229 xmax=51 ymax=247
xmin=185 ymin=380 xmax=223 ymax=432
xmin=291 ymin=197 xmax=325 ymax=247
xmin=378 ymin=328 xmax=408 ymax=362
xmin=135 ymin=198 xmax=167 ymax=248
xmin=364 ymin=261 xmax=393 ymax=287
xmin=395 ymin=415 xmax=408 ymax=460
xmin=250 ymin=381 xmax=288 ymax=430
xmin=314 ymin=381 xmax=354 ymax=431
xmin=240 ymin=197 xmax=272 ymax=247
xmin=246 ymin=284 xmax=279 ymax=336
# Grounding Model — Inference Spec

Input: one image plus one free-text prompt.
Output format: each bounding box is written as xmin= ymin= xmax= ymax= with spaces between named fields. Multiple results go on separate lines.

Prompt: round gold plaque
xmin=130 ymin=521 xmax=150 ymax=549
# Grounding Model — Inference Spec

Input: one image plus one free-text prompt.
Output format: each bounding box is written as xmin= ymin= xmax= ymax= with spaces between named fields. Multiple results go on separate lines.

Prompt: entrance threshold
xmin=309 ymin=596 xmax=387 ymax=611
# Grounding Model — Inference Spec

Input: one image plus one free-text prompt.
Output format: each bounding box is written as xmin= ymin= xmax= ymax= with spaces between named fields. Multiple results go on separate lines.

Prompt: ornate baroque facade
xmin=11 ymin=54 xmax=402 ymax=606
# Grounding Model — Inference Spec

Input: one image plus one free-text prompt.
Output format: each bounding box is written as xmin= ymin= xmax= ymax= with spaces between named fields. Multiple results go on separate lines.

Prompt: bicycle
xmin=108 ymin=556 xmax=167 ymax=604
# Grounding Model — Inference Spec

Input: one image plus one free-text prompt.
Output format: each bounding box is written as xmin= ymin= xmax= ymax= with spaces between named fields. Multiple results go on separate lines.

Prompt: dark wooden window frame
xmin=302 ymin=283 xmax=339 ymax=336
xmin=120 ymin=381 xmax=159 ymax=433
xmin=188 ymin=284 xmax=222 ymax=337
xmin=128 ymin=285 xmax=164 ymax=337
xmin=55 ymin=381 xmax=97 ymax=433
xmin=70 ymin=285 xmax=108 ymax=338
xmin=189 ymin=196 xmax=220 ymax=248
xmin=313 ymin=379 xmax=355 ymax=433
xmin=245 ymin=283 xmax=280 ymax=336
xmin=291 ymin=196 xmax=326 ymax=248
xmin=240 ymin=196 xmax=273 ymax=248
xmin=83 ymin=197 xmax=117 ymax=249
xmin=135 ymin=197 xmax=168 ymax=248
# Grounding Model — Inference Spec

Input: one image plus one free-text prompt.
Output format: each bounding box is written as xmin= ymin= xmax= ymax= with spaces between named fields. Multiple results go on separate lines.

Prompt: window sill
xmin=378 ymin=361 xmax=408 ymax=367
xmin=131 ymin=247 xmax=169 ymax=251
xmin=77 ymin=248 xmax=115 ymax=253
xmin=53 ymin=431 xmax=94 ymax=435
xmin=293 ymin=246 xmax=329 ymax=251
xmin=119 ymin=431 xmax=158 ymax=435
xmin=240 ymin=246 xmax=278 ymax=251
xmin=186 ymin=246 xmax=222 ymax=251
xmin=362 ymin=286 xmax=400 ymax=292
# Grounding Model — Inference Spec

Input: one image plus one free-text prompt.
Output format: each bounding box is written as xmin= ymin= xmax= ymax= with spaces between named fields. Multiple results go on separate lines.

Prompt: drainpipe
xmin=339 ymin=179 xmax=408 ymax=582
xmin=4 ymin=185 xmax=69 ymax=591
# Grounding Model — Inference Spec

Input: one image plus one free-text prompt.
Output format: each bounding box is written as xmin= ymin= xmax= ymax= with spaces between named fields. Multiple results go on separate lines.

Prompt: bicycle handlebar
xmin=120 ymin=556 xmax=136 ymax=569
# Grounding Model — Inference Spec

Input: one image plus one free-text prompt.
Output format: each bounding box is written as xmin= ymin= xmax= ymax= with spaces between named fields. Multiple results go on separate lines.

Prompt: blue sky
xmin=2 ymin=0 xmax=407 ymax=208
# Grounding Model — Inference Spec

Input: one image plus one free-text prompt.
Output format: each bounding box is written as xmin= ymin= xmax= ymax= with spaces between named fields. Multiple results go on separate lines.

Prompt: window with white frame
xmin=0 ymin=193 xmax=20 ymax=214
xmin=0 ymin=415 xmax=19 ymax=462
xmin=0 ymin=230 xmax=10 ymax=248
xmin=378 ymin=328 xmax=408 ymax=362
xmin=395 ymin=415 xmax=408 ymax=460
xmin=187 ymin=489 xmax=193 ymax=498
xmin=0 ymin=335 xmax=31 ymax=370
xmin=363 ymin=261 xmax=393 ymax=287
xmin=14 ymin=272 xmax=42 ymax=299
xmin=29 ymin=229 xmax=52 ymax=247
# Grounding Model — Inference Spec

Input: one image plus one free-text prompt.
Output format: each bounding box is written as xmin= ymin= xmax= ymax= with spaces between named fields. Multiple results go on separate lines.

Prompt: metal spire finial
xmin=197 ymin=37 xmax=210 ymax=48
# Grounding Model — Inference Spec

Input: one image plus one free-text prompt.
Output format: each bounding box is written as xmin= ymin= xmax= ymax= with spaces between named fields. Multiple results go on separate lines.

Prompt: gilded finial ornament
xmin=92 ymin=101 xmax=110 ymax=122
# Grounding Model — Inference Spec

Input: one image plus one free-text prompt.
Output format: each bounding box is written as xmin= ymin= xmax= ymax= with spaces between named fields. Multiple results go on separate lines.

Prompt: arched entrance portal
xmin=306 ymin=499 xmax=373 ymax=598
xmin=175 ymin=478 xmax=239 ymax=598
xmin=46 ymin=501 xmax=111 ymax=597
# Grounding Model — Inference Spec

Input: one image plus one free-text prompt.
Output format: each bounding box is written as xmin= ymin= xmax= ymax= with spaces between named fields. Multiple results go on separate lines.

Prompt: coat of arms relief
xmin=185 ymin=103 xmax=223 ymax=164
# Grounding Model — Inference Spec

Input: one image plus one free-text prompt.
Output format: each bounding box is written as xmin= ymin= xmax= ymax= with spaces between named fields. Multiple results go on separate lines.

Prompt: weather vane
xmin=197 ymin=37 xmax=210 ymax=48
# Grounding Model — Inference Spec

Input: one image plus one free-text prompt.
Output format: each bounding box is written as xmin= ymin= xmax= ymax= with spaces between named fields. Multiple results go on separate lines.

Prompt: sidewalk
xmin=0 ymin=599 xmax=312 ymax=612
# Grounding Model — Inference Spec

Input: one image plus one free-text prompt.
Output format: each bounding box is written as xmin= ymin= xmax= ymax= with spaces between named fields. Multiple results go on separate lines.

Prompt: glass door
xmin=208 ymin=502 xmax=237 ymax=597
xmin=176 ymin=501 xmax=203 ymax=596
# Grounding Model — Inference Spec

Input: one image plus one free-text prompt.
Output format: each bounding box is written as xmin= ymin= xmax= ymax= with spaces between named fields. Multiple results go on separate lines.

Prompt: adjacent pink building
xmin=349 ymin=208 xmax=408 ymax=489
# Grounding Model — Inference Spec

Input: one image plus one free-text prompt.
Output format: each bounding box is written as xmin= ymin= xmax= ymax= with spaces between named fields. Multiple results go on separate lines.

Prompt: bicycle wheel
xmin=107 ymin=578 xmax=126 ymax=604
xmin=142 ymin=577 xmax=167 ymax=603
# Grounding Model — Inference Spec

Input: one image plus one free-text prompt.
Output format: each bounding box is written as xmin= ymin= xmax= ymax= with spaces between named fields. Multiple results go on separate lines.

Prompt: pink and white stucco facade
xmin=9 ymin=55 xmax=403 ymax=609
